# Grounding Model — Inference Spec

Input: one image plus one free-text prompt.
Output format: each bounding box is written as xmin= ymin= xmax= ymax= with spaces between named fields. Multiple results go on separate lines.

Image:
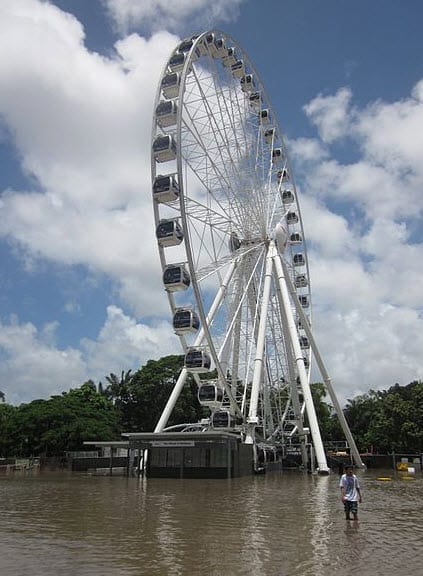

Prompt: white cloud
xmin=313 ymin=305 xmax=423 ymax=405
xmin=294 ymin=82 xmax=423 ymax=402
xmin=0 ymin=0 xmax=179 ymax=318
xmin=299 ymin=194 xmax=357 ymax=259
xmin=102 ymin=0 xmax=244 ymax=34
xmin=81 ymin=305 xmax=178 ymax=377
xmin=0 ymin=315 xmax=86 ymax=405
xmin=0 ymin=307 xmax=178 ymax=405
xmin=290 ymin=137 xmax=329 ymax=163
xmin=356 ymin=79 xmax=423 ymax=177
xmin=302 ymin=84 xmax=423 ymax=221
xmin=0 ymin=0 xmax=421 ymax=408
xmin=303 ymin=87 xmax=353 ymax=144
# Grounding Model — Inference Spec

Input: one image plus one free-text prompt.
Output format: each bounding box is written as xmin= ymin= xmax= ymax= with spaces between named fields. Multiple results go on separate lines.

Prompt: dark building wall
xmin=147 ymin=442 xmax=254 ymax=479
xmin=70 ymin=456 xmax=128 ymax=472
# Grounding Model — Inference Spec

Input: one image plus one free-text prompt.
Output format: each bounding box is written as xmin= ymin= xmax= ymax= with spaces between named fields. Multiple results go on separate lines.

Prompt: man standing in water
xmin=339 ymin=464 xmax=362 ymax=521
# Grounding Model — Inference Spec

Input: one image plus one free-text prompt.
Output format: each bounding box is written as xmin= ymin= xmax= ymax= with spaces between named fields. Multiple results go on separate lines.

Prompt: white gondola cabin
xmin=260 ymin=109 xmax=270 ymax=124
xmin=299 ymin=295 xmax=310 ymax=308
xmin=204 ymin=33 xmax=215 ymax=50
xmin=193 ymin=36 xmax=207 ymax=57
xmin=231 ymin=60 xmax=246 ymax=78
xmin=184 ymin=347 xmax=211 ymax=373
xmin=211 ymin=410 xmax=234 ymax=429
xmin=222 ymin=46 xmax=237 ymax=67
xmin=286 ymin=211 xmax=299 ymax=225
xmin=153 ymin=174 xmax=180 ymax=203
xmin=249 ymin=92 xmax=261 ymax=108
xmin=155 ymin=100 xmax=177 ymax=128
xmin=197 ymin=382 xmax=224 ymax=408
xmin=163 ymin=264 xmax=190 ymax=292
xmin=272 ymin=148 xmax=283 ymax=163
xmin=297 ymin=315 xmax=310 ymax=330
xmin=168 ymin=52 xmax=187 ymax=73
xmin=295 ymin=274 xmax=308 ymax=288
xmin=172 ymin=308 xmax=200 ymax=334
xmin=210 ymin=37 xmax=227 ymax=58
xmin=153 ymin=135 xmax=177 ymax=163
xmin=156 ymin=219 xmax=183 ymax=247
xmin=161 ymin=72 xmax=180 ymax=99
xmin=299 ymin=336 xmax=310 ymax=349
xmin=277 ymin=168 xmax=289 ymax=182
xmin=178 ymin=37 xmax=195 ymax=53
xmin=282 ymin=189 xmax=294 ymax=204
xmin=290 ymin=232 xmax=302 ymax=244
xmin=293 ymin=253 xmax=305 ymax=266
xmin=264 ymin=128 xmax=276 ymax=144
xmin=240 ymin=74 xmax=255 ymax=93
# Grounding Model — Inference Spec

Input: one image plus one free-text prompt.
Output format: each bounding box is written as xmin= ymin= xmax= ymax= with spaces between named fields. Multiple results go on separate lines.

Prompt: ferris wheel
xmin=150 ymin=31 xmax=362 ymax=474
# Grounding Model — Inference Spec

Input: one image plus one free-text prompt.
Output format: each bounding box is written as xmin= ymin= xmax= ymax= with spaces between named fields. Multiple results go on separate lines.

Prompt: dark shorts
xmin=344 ymin=500 xmax=358 ymax=514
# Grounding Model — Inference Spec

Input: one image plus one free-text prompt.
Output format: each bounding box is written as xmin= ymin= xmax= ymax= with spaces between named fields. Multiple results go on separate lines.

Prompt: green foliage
xmin=309 ymin=382 xmax=343 ymax=441
xmin=343 ymin=381 xmax=423 ymax=453
xmin=1 ymin=355 xmax=421 ymax=457
xmin=121 ymin=355 xmax=204 ymax=432
xmin=103 ymin=369 xmax=135 ymax=430
xmin=0 ymin=402 xmax=16 ymax=456
xmin=0 ymin=381 xmax=120 ymax=457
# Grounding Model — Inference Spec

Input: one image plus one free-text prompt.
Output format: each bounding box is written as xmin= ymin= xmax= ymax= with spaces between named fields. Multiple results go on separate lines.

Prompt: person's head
xmin=345 ymin=464 xmax=353 ymax=475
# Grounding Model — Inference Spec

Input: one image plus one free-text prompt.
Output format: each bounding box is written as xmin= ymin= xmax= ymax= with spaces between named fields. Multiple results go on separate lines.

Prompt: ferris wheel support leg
xmin=245 ymin=245 xmax=274 ymax=445
xmin=280 ymin=259 xmax=365 ymax=470
xmin=273 ymin=247 xmax=330 ymax=474
xmin=274 ymin=282 xmax=309 ymax=469
xmin=154 ymin=368 xmax=189 ymax=432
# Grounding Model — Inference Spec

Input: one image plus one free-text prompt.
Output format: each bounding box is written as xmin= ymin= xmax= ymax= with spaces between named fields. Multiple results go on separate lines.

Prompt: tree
xmin=125 ymin=355 xmax=203 ymax=432
xmin=366 ymin=381 xmax=423 ymax=453
xmin=309 ymin=382 xmax=343 ymax=442
xmin=104 ymin=370 xmax=134 ymax=429
xmin=2 ymin=381 xmax=120 ymax=457
xmin=343 ymin=382 xmax=423 ymax=453
xmin=0 ymin=402 xmax=16 ymax=457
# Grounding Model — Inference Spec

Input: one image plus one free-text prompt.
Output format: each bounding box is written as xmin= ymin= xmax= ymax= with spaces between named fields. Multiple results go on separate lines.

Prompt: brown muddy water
xmin=0 ymin=469 xmax=422 ymax=576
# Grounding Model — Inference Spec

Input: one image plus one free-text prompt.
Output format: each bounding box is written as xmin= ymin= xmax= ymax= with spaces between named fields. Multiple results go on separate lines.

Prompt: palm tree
xmin=105 ymin=370 xmax=133 ymax=405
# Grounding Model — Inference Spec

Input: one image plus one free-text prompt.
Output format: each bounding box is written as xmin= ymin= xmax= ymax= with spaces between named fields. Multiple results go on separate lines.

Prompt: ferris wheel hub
xmin=274 ymin=221 xmax=288 ymax=253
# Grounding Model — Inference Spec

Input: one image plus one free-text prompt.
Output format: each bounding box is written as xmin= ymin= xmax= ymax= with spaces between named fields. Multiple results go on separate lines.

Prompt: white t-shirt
xmin=339 ymin=473 xmax=360 ymax=501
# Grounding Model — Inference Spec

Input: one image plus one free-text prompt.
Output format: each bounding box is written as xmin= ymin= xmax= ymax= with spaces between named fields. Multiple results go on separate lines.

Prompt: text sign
xmin=150 ymin=441 xmax=195 ymax=448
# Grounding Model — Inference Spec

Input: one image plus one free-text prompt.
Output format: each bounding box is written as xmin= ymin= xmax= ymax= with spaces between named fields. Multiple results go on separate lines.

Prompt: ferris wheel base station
xmin=124 ymin=431 xmax=327 ymax=479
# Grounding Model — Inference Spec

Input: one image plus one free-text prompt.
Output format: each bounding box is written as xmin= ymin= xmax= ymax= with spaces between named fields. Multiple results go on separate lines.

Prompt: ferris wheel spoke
xmin=182 ymin=71 xmax=272 ymax=236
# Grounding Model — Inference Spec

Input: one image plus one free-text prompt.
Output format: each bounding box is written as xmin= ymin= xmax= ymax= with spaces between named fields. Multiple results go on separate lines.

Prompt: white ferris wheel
xmin=150 ymin=31 xmax=362 ymax=474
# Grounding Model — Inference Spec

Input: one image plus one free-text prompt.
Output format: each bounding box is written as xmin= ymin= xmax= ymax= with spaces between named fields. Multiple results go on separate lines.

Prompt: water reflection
xmin=239 ymin=479 xmax=268 ymax=574
xmin=155 ymin=493 xmax=182 ymax=576
xmin=310 ymin=475 xmax=331 ymax=575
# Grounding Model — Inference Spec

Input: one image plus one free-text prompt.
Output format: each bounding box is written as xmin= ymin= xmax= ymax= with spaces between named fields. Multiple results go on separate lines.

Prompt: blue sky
xmin=0 ymin=0 xmax=422 ymax=405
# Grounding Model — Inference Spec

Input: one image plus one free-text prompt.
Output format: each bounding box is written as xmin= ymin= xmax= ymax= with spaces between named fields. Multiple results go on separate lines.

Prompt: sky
xmin=0 ymin=0 xmax=422 ymax=407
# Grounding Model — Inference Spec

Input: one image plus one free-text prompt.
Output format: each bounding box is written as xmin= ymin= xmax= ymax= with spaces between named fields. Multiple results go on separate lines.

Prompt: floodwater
xmin=0 ymin=469 xmax=422 ymax=576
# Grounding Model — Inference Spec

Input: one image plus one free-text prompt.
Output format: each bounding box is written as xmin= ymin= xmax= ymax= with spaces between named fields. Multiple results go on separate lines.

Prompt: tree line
xmin=0 ymin=354 xmax=421 ymax=457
